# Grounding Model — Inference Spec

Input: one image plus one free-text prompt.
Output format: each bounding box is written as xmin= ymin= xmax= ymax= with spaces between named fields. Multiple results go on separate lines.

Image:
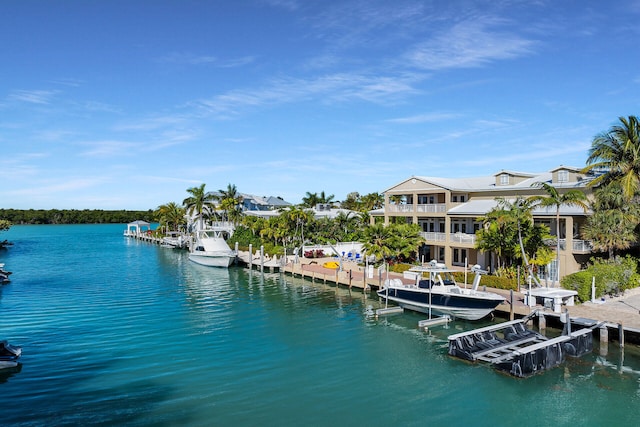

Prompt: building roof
xmin=447 ymin=199 xmax=590 ymax=216
xmin=385 ymin=167 xmax=593 ymax=193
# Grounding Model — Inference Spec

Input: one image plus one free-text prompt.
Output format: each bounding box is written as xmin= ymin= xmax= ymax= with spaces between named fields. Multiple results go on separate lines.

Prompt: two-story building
xmin=377 ymin=166 xmax=594 ymax=282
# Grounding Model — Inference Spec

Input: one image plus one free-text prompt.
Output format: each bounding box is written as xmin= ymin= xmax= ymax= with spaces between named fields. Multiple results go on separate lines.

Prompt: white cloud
xmin=386 ymin=112 xmax=460 ymax=124
xmin=406 ymin=18 xmax=536 ymax=70
xmin=8 ymin=89 xmax=58 ymax=104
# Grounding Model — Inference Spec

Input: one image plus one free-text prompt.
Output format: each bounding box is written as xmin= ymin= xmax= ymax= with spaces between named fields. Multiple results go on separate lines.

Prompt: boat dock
xmin=448 ymin=311 xmax=604 ymax=377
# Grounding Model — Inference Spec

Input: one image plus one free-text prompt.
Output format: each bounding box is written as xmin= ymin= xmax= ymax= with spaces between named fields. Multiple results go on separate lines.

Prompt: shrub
xmin=561 ymin=255 xmax=640 ymax=302
xmin=561 ymin=271 xmax=597 ymax=303
xmin=303 ymin=249 xmax=324 ymax=258
xmin=452 ymin=272 xmax=518 ymax=291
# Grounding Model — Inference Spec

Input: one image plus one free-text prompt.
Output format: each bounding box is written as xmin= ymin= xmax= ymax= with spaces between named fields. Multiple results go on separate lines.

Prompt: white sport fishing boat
xmin=377 ymin=263 xmax=504 ymax=321
xmin=188 ymin=229 xmax=235 ymax=268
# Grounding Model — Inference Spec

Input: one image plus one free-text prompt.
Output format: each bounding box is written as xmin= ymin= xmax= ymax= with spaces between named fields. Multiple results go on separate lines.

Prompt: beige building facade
xmin=376 ymin=166 xmax=594 ymax=282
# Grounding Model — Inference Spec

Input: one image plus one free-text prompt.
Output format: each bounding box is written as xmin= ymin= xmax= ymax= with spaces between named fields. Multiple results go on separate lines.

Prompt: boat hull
xmin=188 ymin=253 xmax=234 ymax=268
xmin=377 ymin=287 xmax=503 ymax=321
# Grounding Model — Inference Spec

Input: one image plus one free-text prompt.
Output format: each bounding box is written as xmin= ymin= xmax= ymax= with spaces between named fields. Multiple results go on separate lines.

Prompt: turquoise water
xmin=1 ymin=224 xmax=639 ymax=426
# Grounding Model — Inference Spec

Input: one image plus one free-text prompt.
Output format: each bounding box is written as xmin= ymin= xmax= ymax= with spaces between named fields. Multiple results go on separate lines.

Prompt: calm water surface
xmin=1 ymin=224 xmax=639 ymax=426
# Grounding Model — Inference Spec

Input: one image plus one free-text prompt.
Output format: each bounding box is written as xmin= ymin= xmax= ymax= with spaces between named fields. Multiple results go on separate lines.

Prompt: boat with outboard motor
xmin=0 ymin=340 xmax=21 ymax=369
xmin=188 ymin=228 xmax=235 ymax=268
xmin=377 ymin=262 xmax=504 ymax=321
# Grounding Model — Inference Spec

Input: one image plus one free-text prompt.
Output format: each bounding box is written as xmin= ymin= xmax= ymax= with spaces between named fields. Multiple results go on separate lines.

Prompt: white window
xmin=500 ymin=174 xmax=509 ymax=185
xmin=558 ymin=170 xmax=569 ymax=183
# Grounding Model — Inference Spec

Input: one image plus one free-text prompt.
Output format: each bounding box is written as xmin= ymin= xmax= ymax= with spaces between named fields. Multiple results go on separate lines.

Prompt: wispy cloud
xmin=386 ymin=112 xmax=460 ymax=124
xmin=406 ymin=18 xmax=536 ymax=70
xmin=193 ymin=72 xmax=425 ymax=118
xmin=8 ymin=89 xmax=58 ymax=104
xmin=262 ymin=0 xmax=300 ymax=11
xmin=78 ymin=140 xmax=140 ymax=157
xmin=113 ymin=115 xmax=188 ymax=132
xmin=158 ymin=52 xmax=256 ymax=67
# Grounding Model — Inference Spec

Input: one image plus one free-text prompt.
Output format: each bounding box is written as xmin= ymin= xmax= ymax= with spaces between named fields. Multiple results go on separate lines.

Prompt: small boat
xmin=0 ymin=340 xmax=21 ymax=369
xmin=0 ymin=263 xmax=11 ymax=284
xmin=188 ymin=229 xmax=235 ymax=268
xmin=322 ymin=261 xmax=340 ymax=269
xmin=377 ymin=263 xmax=504 ymax=321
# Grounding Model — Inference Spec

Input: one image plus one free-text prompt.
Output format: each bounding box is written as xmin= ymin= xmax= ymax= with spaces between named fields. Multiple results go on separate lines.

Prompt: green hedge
xmin=560 ymin=271 xmax=597 ymax=303
xmin=452 ymin=272 xmax=518 ymax=291
xmin=561 ymin=255 xmax=640 ymax=303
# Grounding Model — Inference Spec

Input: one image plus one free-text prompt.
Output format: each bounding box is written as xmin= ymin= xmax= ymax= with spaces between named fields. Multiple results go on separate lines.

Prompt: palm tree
xmin=217 ymin=183 xmax=243 ymax=225
xmin=582 ymin=115 xmax=640 ymax=200
xmin=388 ymin=223 xmax=424 ymax=262
xmin=280 ymin=206 xmax=314 ymax=246
xmin=362 ymin=223 xmax=393 ymax=264
xmin=182 ymin=183 xmax=217 ymax=230
xmin=582 ymin=182 xmax=639 ymax=258
xmin=529 ymin=182 xmax=588 ymax=283
xmin=301 ymin=192 xmax=321 ymax=208
xmin=155 ymin=202 xmax=186 ymax=232
xmin=496 ymin=197 xmax=543 ymax=286
xmin=360 ymin=192 xmax=384 ymax=211
xmin=476 ymin=205 xmax=520 ymax=270
xmin=319 ymin=191 xmax=335 ymax=205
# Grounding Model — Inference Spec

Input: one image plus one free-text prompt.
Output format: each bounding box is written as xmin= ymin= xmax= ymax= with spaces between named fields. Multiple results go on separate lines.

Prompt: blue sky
xmin=2 ymin=0 xmax=639 ymax=209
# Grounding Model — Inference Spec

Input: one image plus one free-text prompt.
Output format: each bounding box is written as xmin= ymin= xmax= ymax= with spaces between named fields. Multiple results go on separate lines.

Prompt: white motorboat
xmin=0 ymin=340 xmax=21 ymax=370
xmin=377 ymin=263 xmax=504 ymax=321
xmin=188 ymin=229 xmax=235 ymax=268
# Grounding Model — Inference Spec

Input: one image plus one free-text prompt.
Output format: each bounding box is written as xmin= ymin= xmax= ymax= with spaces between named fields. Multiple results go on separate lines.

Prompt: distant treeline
xmin=0 ymin=209 xmax=155 ymax=225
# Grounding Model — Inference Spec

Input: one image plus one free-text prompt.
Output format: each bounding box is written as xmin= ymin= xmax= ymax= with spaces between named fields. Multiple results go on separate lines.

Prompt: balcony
xmin=449 ymin=232 xmax=477 ymax=245
xmin=420 ymin=232 xmax=476 ymax=245
xmin=416 ymin=203 xmax=447 ymax=213
xmin=387 ymin=203 xmax=447 ymax=214
xmin=386 ymin=204 xmax=414 ymax=213
xmin=571 ymin=239 xmax=593 ymax=253
xmin=548 ymin=239 xmax=593 ymax=253
xmin=420 ymin=232 xmax=446 ymax=242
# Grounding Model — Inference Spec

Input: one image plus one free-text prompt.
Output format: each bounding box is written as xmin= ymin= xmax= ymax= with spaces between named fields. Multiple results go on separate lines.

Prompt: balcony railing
xmin=387 ymin=203 xmax=447 ymax=214
xmin=449 ymin=232 xmax=477 ymax=245
xmin=416 ymin=203 xmax=447 ymax=213
xmin=571 ymin=240 xmax=593 ymax=253
xmin=420 ymin=232 xmax=447 ymax=242
xmin=386 ymin=205 xmax=414 ymax=213
xmin=420 ymin=232 xmax=476 ymax=245
xmin=548 ymin=239 xmax=593 ymax=253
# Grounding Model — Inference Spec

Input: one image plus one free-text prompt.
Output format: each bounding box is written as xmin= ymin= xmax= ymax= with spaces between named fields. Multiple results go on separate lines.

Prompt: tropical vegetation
xmin=528 ymin=182 xmax=589 ymax=281
xmin=582 ymin=115 xmax=640 ymax=199
xmin=0 ymin=209 xmax=154 ymax=224
xmin=475 ymin=197 xmax=551 ymax=285
xmin=561 ymin=255 xmax=640 ymax=302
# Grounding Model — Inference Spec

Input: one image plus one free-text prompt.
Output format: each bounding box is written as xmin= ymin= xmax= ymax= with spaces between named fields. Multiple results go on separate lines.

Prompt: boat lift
xmin=447 ymin=310 xmax=604 ymax=377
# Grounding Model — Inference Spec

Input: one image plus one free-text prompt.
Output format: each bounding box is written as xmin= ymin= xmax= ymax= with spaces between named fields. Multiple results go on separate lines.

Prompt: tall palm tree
xmin=183 ymin=183 xmax=217 ymax=230
xmin=217 ymin=183 xmax=243 ymax=225
xmin=582 ymin=115 xmax=640 ymax=200
xmin=529 ymin=182 xmax=588 ymax=282
xmin=496 ymin=197 xmax=542 ymax=286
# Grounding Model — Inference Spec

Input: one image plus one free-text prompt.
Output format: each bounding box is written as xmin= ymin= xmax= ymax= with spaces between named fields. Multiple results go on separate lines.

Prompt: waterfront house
xmin=375 ymin=166 xmax=595 ymax=282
